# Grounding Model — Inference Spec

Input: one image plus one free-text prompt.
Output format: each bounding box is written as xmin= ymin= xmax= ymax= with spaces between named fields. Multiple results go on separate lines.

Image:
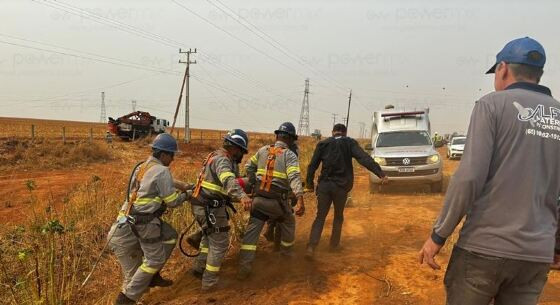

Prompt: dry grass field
xmin=1 ymin=117 xmax=559 ymax=305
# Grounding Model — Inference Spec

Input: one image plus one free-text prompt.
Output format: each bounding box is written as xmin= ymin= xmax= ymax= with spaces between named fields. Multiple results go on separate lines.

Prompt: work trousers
xmin=444 ymin=246 xmax=550 ymax=305
xmin=108 ymin=219 xmax=177 ymax=301
xmin=308 ymin=180 xmax=348 ymax=248
xmin=238 ymin=196 xmax=295 ymax=272
xmin=192 ymin=205 xmax=230 ymax=289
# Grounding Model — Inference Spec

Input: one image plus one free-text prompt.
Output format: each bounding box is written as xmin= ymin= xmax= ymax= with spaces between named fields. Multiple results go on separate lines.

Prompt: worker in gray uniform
xmin=263 ymin=142 xmax=300 ymax=251
xmin=237 ymin=122 xmax=305 ymax=279
xmin=190 ymin=129 xmax=252 ymax=291
xmin=419 ymin=37 xmax=560 ymax=305
xmin=109 ymin=133 xmax=190 ymax=305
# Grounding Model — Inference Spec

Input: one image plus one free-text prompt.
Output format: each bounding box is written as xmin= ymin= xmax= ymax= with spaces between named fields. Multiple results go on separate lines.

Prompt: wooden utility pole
xmin=179 ymin=48 xmax=197 ymax=143
xmin=345 ymin=90 xmax=352 ymax=128
xmin=332 ymin=113 xmax=337 ymax=127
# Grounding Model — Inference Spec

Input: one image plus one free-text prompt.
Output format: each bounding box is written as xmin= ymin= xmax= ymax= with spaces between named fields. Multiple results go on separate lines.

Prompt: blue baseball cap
xmin=486 ymin=37 xmax=546 ymax=74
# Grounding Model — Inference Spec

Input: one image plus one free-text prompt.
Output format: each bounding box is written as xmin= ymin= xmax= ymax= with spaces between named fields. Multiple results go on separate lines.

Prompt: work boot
xmin=192 ymin=269 xmax=203 ymax=279
xmin=149 ymin=272 xmax=173 ymax=287
xmin=304 ymin=245 xmax=315 ymax=260
xmin=236 ymin=268 xmax=251 ymax=281
xmin=114 ymin=292 xmax=135 ymax=305
xmin=187 ymin=231 xmax=203 ymax=249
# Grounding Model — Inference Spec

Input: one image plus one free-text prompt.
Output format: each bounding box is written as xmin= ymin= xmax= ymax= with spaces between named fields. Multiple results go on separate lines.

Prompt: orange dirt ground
xmin=1 ymin=118 xmax=559 ymax=304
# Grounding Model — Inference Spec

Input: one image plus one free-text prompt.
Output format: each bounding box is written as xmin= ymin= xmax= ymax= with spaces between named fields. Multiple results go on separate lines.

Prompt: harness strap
xmin=203 ymin=225 xmax=231 ymax=235
xmin=193 ymin=152 xmax=217 ymax=198
xmin=123 ymin=161 xmax=157 ymax=216
xmin=260 ymin=145 xmax=285 ymax=192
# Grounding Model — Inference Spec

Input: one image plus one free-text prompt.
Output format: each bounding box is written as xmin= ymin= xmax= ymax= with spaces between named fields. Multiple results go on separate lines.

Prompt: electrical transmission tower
xmin=132 ymin=100 xmax=137 ymax=112
xmin=297 ymin=78 xmax=310 ymax=136
xmin=100 ymin=92 xmax=106 ymax=123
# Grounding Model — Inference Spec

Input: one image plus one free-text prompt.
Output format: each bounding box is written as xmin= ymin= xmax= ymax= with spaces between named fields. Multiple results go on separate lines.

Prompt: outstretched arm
xmin=350 ymin=139 xmax=385 ymax=178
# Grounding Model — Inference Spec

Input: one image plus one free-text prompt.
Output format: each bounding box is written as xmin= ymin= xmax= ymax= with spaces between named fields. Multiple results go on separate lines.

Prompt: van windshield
xmin=452 ymin=138 xmax=466 ymax=144
xmin=376 ymin=131 xmax=432 ymax=147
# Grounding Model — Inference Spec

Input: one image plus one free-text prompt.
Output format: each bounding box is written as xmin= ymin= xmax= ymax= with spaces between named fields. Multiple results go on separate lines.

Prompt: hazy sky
xmin=1 ymin=0 xmax=559 ymax=137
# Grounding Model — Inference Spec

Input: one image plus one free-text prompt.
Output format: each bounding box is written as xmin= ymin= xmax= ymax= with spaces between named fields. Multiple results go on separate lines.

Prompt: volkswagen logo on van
xmin=402 ymin=158 xmax=411 ymax=165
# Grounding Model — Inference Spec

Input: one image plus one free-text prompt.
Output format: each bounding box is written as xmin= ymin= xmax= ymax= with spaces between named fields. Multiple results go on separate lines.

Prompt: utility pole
xmin=345 ymin=89 xmax=352 ymax=127
xmin=99 ymin=92 xmax=106 ymax=123
xmin=297 ymin=78 xmax=310 ymax=137
xmin=179 ymin=48 xmax=197 ymax=143
xmin=332 ymin=113 xmax=338 ymax=127
xmin=132 ymin=100 xmax=137 ymax=112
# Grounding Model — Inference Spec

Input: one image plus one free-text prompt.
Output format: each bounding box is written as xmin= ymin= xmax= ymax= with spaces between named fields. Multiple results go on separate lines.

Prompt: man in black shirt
xmin=305 ymin=124 xmax=387 ymax=259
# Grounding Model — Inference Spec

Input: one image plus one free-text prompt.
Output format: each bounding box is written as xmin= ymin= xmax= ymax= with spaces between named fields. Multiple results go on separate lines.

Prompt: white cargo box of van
xmin=371 ymin=108 xmax=431 ymax=136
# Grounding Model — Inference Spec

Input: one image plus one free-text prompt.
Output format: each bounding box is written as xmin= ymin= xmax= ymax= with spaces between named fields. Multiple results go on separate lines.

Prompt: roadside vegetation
xmin=0 ymin=139 xmax=113 ymax=171
xmin=0 ymin=133 xmax=319 ymax=304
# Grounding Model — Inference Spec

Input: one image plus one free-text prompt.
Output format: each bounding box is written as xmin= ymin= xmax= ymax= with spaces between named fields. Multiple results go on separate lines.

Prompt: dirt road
xmin=2 ymin=143 xmax=559 ymax=304
xmin=141 ymin=157 xmax=560 ymax=305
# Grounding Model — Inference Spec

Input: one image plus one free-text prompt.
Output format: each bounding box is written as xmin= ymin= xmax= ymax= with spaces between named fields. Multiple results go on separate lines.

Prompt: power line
xmin=29 ymin=0 xmax=333 ymax=116
xmin=0 ymin=39 xmax=181 ymax=75
xmin=170 ymin=0 xmax=308 ymax=79
xmin=204 ymin=0 xmax=348 ymax=93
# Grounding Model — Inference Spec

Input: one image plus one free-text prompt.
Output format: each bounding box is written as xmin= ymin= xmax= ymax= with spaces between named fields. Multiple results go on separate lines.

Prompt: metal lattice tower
xmin=297 ymin=78 xmax=310 ymax=136
xmin=100 ymin=92 xmax=106 ymax=123
xmin=132 ymin=100 xmax=137 ymax=112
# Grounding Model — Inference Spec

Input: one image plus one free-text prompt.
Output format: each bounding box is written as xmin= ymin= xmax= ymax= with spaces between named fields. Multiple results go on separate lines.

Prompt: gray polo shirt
xmin=432 ymin=82 xmax=560 ymax=263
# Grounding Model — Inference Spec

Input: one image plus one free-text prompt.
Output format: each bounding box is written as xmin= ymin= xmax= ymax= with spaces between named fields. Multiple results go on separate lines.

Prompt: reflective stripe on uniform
xmin=250 ymin=155 xmax=258 ymax=164
xmin=162 ymin=191 xmax=179 ymax=203
xmin=240 ymin=244 xmax=257 ymax=251
xmin=205 ymin=264 xmax=220 ymax=272
xmin=162 ymin=239 xmax=176 ymax=245
xmin=256 ymin=169 xmax=287 ymax=179
xmin=201 ymin=181 xmax=228 ymax=195
xmin=134 ymin=196 xmax=162 ymax=205
xmin=286 ymin=166 xmax=300 ymax=175
xmin=200 ymin=247 xmax=209 ymax=254
xmin=139 ymin=263 xmax=158 ymax=274
xmin=218 ymin=171 xmax=235 ymax=183
xmin=281 ymin=240 xmax=295 ymax=247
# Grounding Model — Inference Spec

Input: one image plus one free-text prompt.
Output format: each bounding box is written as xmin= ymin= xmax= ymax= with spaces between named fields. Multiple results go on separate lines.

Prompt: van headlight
xmin=374 ymin=157 xmax=386 ymax=166
xmin=427 ymin=154 xmax=440 ymax=164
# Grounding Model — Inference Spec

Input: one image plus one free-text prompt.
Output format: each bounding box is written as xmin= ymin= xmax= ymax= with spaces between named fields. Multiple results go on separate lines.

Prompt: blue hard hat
xmin=486 ymin=37 xmax=546 ymax=74
xmin=150 ymin=133 xmax=178 ymax=153
xmin=274 ymin=122 xmax=298 ymax=140
xmin=224 ymin=129 xmax=249 ymax=152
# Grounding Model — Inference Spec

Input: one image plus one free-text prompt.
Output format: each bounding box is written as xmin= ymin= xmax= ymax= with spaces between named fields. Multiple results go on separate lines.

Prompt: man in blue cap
xmin=419 ymin=37 xmax=560 ymax=305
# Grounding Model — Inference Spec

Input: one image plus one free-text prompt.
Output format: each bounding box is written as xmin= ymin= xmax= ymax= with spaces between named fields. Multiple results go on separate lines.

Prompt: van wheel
xmin=431 ymin=181 xmax=443 ymax=193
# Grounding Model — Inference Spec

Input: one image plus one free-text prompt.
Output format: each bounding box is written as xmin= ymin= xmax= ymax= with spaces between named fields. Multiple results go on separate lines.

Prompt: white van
xmin=366 ymin=108 xmax=443 ymax=193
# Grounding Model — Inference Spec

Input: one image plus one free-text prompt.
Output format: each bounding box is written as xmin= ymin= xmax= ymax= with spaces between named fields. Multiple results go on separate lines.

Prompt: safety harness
xmin=192 ymin=151 xmax=236 ymax=235
xmin=122 ymin=161 xmax=168 ymax=243
xmin=253 ymin=145 xmax=291 ymax=222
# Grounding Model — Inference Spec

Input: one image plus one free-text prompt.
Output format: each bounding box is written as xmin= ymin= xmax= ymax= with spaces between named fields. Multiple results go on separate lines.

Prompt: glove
xmin=294 ymin=196 xmax=305 ymax=217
